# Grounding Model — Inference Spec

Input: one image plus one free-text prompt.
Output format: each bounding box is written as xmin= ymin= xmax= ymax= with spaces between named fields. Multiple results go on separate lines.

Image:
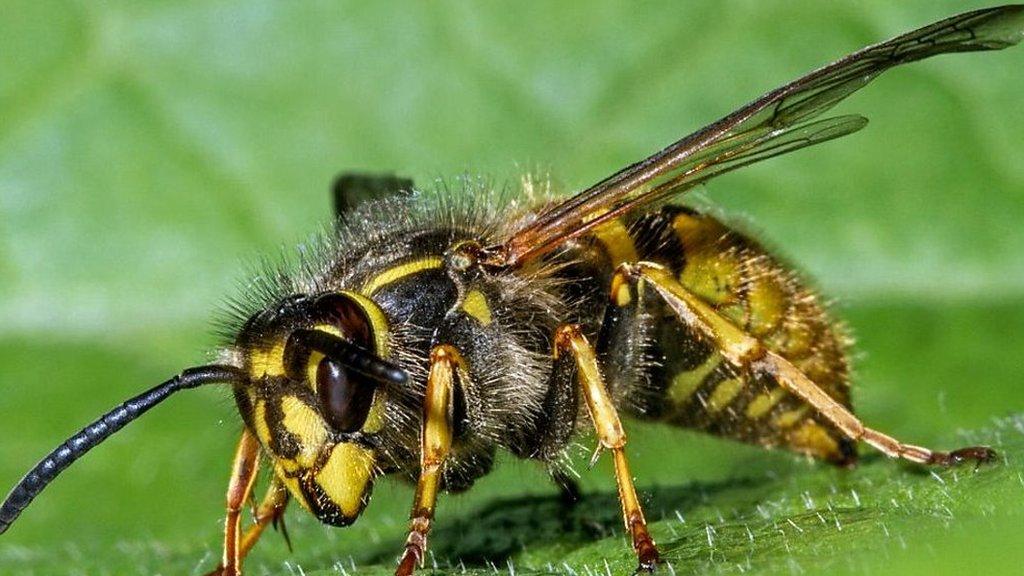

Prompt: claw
xmin=927 ymin=445 xmax=997 ymax=468
xmin=633 ymin=542 xmax=660 ymax=574
xmin=273 ymin=510 xmax=293 ymax=552
xmin=395 ymin=543 xmax=422 ymax=576
xmin=630 ymin=517 xmax=660 ymax=574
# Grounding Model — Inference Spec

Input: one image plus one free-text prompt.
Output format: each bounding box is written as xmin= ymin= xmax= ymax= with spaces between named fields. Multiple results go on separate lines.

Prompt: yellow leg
xmin=617 ymin=262 xmax=995 ymax=466
xmin=205 ymin=429 xmax=261 ymax=576
xmin=238 ymin=477 xmax=290 ymax=559
xmin=206 ymin=476 xmax=290 ymax=576
xmin=554 ymin=325 xmax=660 ymax=573
xmin=395 ymin=345 xmax=463 ymax=576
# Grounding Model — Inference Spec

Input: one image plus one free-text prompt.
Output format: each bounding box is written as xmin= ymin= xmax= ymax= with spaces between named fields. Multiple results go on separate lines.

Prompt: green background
xmin=1 ymin=1 xmax=1023 ymax=575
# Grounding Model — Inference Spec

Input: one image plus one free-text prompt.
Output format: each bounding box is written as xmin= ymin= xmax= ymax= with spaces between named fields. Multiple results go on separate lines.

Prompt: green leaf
xmin=1 ymin=2 xmax=1023 ymax=575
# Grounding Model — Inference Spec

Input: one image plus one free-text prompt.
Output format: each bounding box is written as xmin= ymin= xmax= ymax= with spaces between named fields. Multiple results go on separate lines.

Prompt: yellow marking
xmin=361 ymin=257 xmax=443 ymax=296
xmin=314 ymin=293 xmax=391 ymax=435
xmin=668 ymin=354 xmax=721 ymax=406
xmin=789 ymin=421 xmax=840 ymax=459
xmin=336 ymin=290 xmax=391 ymax=356
xmin=461 ymin=289 xmax=492 ymax=325
xmin=249 ymin=342 xmax=286 ymax=378
xmin=678 ymin=248 xmax=740 ymax=306
xmin=610 ymin=270 xmax=633 ymax=307
xmin=301 ymin=323 xmax=347 ymax=391
xmin=314 ymin=442 xmax=375 ymax=517
xmin=672 ymin=213 xmax=740 ymax=306
xmin=253 ymin=401 xmax=274 ymax=448
xmin=280 ymin=396 xmax=328 ymax=469
xmin=313 ymin=323 xmax=343 ymax=338
xmin=719 ymin=302 xmax=746 ymax=326
xmin=671 ymin=211 xmax=719 ymax=246
xmin=303 ymin=351 xmax=325 ymax=392
xmin=746 ymin=276 xmax=787 ymax=337
xmin=745 ymin=388 xmax=787 ymax=419
xmin=707 ymin=377 xmax=744 ymax=413
xmin=641 ymin=264 xmax=762 ymax=365
xmin=592 ymin=218 xmax=638 ymax=268
xmin=274 ymin=462 xmax=310 ymax=511
xmin=768 ymin=319 xmax=814 ymax=358
xmin=615 ymin=284 xmax=632 ymax=307
xmin=361 ymin=395 xmax=386 ymax=434
xmin=774 ymin=405 xmax=810 ymax=429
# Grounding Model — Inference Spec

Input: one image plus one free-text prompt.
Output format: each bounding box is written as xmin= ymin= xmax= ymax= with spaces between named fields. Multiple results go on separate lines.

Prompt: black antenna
xmin=0 ymin=364 xmax=244 ymax=535
xmin=287 ymin=329 xmax=408 ymax=385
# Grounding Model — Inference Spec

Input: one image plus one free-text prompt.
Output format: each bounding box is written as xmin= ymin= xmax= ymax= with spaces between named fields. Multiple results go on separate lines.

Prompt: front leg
xmin=395 ymin=345 xmax=464 ymax=576
xmin=204 ymin=432 xmax=291 ymax=576
xmin=205 ymin=430 xmax=260 ymax=576
xmin=555 ymin=325 xmax=660 ymax=573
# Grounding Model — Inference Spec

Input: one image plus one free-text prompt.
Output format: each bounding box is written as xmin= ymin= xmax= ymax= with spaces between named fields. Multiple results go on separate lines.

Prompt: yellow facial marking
xmin=308 ymin=317 xmax=386 ymax=434
xmin=745 ymin=388 xmax=787 ymax=419
xmin=304 ymin=351 xmax=325 ymax=392
xmin=313 ymin=323 xmax=343 ymax=338
xmin=361 ymin=257 xmax=443 ymax=296
xmin=274 ymin=463 xmax=310 ymax=510
xmin=361 ymin=396 xmax=386 ymax=434
xmin=280 ymin=396 xmax=328 ymax=469
xmin=250 ymin=342 xmax=286 ymax=378
xmin=315 ymin=442 xmax=375 ymax=517
xmin=253 ymin=400 xmax=274 ymax=448
xmin=592 ymin=218 xmax=638 ymax=268
xmin=461 ymin=289 xmax=493 ymax=325
xmin=668 ymin=354 xmax=721 ymax=406
xmin=336 ymin=290 xmax=391 ymax=356
xmin=707 ymin=377 xmax=744 ymax=413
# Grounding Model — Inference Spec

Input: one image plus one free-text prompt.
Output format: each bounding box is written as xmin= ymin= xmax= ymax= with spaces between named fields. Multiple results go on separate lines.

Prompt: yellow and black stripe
xmin=585 ymin=206 xmax=854 ymax=464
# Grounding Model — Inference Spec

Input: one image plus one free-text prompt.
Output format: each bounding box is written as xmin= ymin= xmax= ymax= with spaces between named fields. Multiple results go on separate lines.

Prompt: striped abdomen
xmin=593 ymin=206 xmax=855 ymax=464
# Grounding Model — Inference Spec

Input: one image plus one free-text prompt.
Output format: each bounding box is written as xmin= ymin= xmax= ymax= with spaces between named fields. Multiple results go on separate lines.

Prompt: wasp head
xmin=233 ymin=291 xmax=406 ymax=527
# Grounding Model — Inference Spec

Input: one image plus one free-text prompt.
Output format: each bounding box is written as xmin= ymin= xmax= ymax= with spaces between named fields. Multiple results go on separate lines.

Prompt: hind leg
xmin=615 ymin=262 xmax=995 ymax=466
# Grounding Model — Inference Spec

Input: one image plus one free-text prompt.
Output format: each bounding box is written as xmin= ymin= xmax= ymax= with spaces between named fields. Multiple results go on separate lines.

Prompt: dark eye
xmin=316 ymin=357 xmax=376 ymax=433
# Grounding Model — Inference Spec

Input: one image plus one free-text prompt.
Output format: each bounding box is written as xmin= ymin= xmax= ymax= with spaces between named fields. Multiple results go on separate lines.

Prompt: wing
xmin=482 ymin=5 xmax=1024 ymax=268
xmin=332 ymin=172 xmax=414 ymax=218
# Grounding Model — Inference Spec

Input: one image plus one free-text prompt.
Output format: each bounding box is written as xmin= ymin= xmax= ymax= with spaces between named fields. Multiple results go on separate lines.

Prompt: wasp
xmin=2 ymin=5 xmax=1022 ymax=575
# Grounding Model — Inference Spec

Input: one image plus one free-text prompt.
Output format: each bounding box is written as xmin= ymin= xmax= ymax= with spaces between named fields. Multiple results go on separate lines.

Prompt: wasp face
xmin=234 ymin=292 xmax=403 ymax=526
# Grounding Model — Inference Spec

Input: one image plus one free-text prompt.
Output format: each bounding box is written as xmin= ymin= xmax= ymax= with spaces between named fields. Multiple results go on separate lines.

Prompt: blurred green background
xmin=1 ymin=1 xmax=1023 ymax=575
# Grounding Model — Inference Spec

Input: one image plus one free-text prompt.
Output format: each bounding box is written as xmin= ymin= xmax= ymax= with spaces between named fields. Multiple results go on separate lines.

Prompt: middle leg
xmin=555 ymin=324 xmax=660 ymax=573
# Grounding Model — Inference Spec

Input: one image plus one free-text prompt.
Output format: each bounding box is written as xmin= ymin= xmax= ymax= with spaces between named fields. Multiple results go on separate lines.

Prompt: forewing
xmin=486 ymin=5 xmax=1024 ymax=267
xmin=333 ymin=173 xmax=415 ymax=219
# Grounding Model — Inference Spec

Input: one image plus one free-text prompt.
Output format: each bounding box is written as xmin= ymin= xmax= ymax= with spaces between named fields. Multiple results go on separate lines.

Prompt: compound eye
xmin=316 ymin=356 xmax=376 ymax=433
